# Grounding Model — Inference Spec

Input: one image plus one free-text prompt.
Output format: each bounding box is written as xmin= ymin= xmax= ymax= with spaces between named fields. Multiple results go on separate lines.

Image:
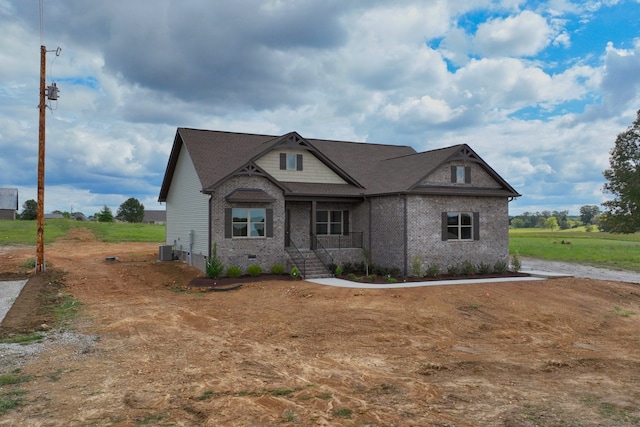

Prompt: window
xmin=316 ymin=210 xmax=343 ymax=235
xmin=280 ymin=153 xmax=303 ymax=171
xmin=232 ymin=208 xmax=265 ymax=238
xmin=451 ymin=165 xmax=471 ymax=183
xmin=442 ymin=212 xmax=479 ymax=241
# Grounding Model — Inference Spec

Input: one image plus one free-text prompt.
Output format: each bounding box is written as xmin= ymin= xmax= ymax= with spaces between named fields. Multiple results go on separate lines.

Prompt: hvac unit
xmin=158 ymin=245 xmax=173 ymax=261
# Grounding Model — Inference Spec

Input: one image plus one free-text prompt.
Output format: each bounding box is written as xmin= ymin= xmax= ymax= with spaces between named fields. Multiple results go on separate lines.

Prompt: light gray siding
xmin=255 ymin=149 xmax=347 ymax=184
xmin=165 ymin=145 xmax=210 ymax=269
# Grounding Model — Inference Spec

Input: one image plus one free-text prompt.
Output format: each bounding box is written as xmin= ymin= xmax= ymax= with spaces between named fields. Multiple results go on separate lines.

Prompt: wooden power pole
xmin=36 ymin=45 xmax=46 ymax=273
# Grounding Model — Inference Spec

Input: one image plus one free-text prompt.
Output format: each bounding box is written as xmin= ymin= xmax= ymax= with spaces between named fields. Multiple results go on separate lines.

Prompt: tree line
xmin=510 ymin=205 xmax=601 ymax=231
xmin=18 ymin=197 xmax=146 ymax=223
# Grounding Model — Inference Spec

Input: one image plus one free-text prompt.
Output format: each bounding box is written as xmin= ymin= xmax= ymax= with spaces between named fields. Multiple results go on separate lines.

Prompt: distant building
xmin=0 ymin=188 xmax=18 ymax=220
xmin=143 ymin=210 xmax=166 ymax=224
xmin=44 ymin=213 xmax=65 ymax=220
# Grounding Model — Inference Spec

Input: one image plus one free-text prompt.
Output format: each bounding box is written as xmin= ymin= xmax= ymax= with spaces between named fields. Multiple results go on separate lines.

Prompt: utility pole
xmin=36 ymin=45 xmax=46 ymax=273
xmin=36 ymin=45 xmax=60 ymax=273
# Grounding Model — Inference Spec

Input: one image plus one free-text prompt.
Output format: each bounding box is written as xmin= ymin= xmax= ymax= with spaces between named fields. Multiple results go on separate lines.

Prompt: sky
xmin=1 ymin=0 xmax=640 ymax=217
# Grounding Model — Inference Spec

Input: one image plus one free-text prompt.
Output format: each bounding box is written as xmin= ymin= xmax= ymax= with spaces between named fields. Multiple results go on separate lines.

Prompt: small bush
xmin=461 ymin=260 xmax=476 ymax=275
xmin=447 ymin=264 xmax=461 ymax=276
xmin=389 ymin=267 xmax=402 ymax=277
xmin=334 ymin=265 xmax=343 ymax=276
xmin=206 ymin=243 xmax=225 ymax=279
xmin=271 ymin=264 xmax=285 ymax=275
xmin=366 ymin=274 xmax=377 ymax=282
xmin=510 ymin=253 xmax=522 ymax=273
xmin=425 ymin=264 xmax=440 ymax=278
xmin=226 ymin=265 xmax=242 ymax=278
xmin=346 ymin=273 xmax=358 ymax=281
xmin=290 ymin=266 xmax=300 ymax=279
xmin=384 ymin=276 xmax=398 ymax=283
xmin=247 ymin=264 xmax=262 ymax=277
xmin=477 ymin=262 xmax=492 ymax=275
xmin=342 ymin=262 xmax=355 ymax=274
xmin=494 ymin=260 xmax=508 ymax=274
xmin=411 ymin=255 xmax=423 ymax=277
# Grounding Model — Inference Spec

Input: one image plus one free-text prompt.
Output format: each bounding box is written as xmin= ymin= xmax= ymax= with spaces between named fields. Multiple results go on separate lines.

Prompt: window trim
xmin=225 ymin=208 xmax=273 ymax=239
xmin=451 ymin=165 xmax=471 ymax=184
xmin=441 ymin=211 xmax=480 ymax=241
xmin=279 ymin=153 xmax=303 ymax=171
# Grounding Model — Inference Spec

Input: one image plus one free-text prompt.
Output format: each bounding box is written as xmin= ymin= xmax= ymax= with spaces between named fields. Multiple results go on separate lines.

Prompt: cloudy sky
xmin=1 ymin=0 xmax=640 ymax=217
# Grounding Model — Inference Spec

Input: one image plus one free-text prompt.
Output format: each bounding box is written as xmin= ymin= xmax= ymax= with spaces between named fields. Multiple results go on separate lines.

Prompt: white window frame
xmin=232 ymin=208 xmax=266 ymax=238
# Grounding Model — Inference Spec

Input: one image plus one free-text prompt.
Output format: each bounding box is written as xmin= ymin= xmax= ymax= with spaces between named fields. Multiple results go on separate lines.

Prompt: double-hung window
xmin=316 ymin=210 xmax=343 ymax=235
xmin=232 ymin=208 xmax=266 ymax=238
xmin=443 ymin=212 xmax=479 ymax=241
xmin=280 ymin=153 xmax=303 ymax=171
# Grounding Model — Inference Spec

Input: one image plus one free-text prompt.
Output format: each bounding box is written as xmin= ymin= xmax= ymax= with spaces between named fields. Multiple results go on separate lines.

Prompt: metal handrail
xmin=316 ymin=231 xmax=363 ymax=249
xmin=313 ymin=236 xmax=334 ymax=274
xmin=286 ymin=239 xmax=306 ymax=279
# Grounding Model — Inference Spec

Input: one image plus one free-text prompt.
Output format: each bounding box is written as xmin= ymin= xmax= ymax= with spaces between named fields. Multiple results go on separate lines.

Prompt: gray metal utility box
xmin=158 ymin=245 xmax=173 ymax=261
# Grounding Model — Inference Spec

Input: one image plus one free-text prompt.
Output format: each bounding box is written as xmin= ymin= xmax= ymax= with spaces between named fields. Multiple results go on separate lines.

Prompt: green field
xmin=0 ymin=219 xmax=165 ymax=245
xmin=510 ymin=228 xmax=640 ymax=272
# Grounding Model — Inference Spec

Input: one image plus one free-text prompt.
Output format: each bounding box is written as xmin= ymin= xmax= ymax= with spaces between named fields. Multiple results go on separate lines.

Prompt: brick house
xmin=158 ymin=128 xmax=520 ymax=277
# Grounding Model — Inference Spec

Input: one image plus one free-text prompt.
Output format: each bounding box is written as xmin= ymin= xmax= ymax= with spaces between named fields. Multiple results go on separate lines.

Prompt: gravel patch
xmin=522 ymin=257 xmax=640 ymax=284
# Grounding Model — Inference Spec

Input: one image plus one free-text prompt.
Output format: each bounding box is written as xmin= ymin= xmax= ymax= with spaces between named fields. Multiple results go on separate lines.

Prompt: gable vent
xmin=274 ymin=132 xmax=315 ymax=151
xmin=235 ymin=163 xmax=266 ymax=177
xmin=453 ymin=146 xmax=478 ymax=161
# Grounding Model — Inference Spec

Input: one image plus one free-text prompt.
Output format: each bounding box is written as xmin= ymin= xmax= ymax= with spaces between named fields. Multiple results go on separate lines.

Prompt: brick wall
xmin=210 ymin=176 xmax=288 ymax=274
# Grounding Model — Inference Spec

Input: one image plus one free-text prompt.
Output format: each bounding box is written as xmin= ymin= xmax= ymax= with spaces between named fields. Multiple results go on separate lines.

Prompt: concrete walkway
xmin=0 ymin=279 xmax=28 ymax=323
xmin=306 ymin=267 xmax=569 ymax=289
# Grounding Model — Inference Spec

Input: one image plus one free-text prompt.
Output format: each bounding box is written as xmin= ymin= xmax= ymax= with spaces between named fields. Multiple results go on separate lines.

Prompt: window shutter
xmin=266 ymin=209 xmax=273 ymax=237
xmin=343 ymin=210 xmax=350 ymax=235
xmin=224 ymin=208 xmax=232 ymax=238
xmin=279 ymin=153 xmax=286 ymax=170
xmin=296 ymin=154 xmax=303 ymax=171
xmin=473 ymin=212 xmax=480 ymax=241
xmin=450 ymin=166 xmax=456 ymax=183
xmin=441 ymin=212 xmax=448 ymax=241
xmin=465 ymin=166 xmax=471 ymax=184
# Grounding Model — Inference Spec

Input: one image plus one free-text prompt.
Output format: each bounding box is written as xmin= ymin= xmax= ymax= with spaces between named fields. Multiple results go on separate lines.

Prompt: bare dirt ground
xmin=1 ymin=229 xmax=640 ymax=426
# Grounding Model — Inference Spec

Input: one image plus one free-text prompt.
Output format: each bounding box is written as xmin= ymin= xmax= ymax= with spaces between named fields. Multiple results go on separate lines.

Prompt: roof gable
xmin=159 ymin=129 xmax=519 ymax=201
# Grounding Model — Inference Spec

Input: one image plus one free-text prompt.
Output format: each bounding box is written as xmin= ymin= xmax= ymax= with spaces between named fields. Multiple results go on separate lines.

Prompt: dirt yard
xmin=1 ymin=229 xmax=639 ymax=426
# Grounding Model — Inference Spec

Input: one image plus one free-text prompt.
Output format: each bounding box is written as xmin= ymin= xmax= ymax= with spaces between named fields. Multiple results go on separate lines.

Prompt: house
xmin=158 ymin=128 xmax=520 ymax=277
xmin=143 ymin=210 xmax=166 ymax=224
xmin=0 ymin=188 xmax=18 ymax=220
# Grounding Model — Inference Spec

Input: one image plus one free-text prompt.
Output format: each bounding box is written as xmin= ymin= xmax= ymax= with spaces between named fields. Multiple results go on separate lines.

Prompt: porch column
xmin=310 ymin=200 xmax=317 ymax=250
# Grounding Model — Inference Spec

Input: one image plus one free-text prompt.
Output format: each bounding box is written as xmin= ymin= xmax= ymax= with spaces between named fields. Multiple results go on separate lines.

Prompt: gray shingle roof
xmin=158 ymin=128 xmax=520 ymax=201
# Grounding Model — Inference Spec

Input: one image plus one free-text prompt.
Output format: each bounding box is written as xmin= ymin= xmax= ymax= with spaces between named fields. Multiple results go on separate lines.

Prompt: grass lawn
xmin=510 ymin=228 xmax=640 ymax=272
xmin=0 ymin=219 xmax=165 ymax=245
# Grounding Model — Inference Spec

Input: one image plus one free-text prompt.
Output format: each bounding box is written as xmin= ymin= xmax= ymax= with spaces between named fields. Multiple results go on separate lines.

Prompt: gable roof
xmin=0 ymin=188 xmax=18 ymax=210
xmin=158 ymin=128 xmax=520 ymax=201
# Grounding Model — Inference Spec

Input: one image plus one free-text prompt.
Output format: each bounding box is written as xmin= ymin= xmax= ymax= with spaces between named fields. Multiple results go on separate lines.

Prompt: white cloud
xmin=474 ymin=11 xmax=553 ymax=57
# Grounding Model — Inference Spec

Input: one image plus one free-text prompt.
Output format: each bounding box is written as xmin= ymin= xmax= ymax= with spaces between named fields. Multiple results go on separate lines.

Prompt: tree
xmin=579 ymin=205 xmax=600 ymax=225
xmin=116 ymin=197 xmax=145 ymax=223
xmin=544 ymin=216 xmax=558 ymax=231
xmin=95 ymin=205 xmax=114 ymax=222
xmin=602 ymin=110 xmax=640 ymax=233
xmin=21 ymin=199 xmax=37 ymax=220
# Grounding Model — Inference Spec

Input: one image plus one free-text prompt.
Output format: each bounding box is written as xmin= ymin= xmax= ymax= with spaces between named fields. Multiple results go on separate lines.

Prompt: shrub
xmin=290 ymin=266 xmax=300 ymax=279
xmin=247 ymin=264 xmax=262 ymax=277
xmin=510 ymin=253 xmax=522 ymax=273
xmin=226 ymin=265 xmax=242 ymax=278
xmin=461 ymin=260 xmax=476 ymax=275
xmin=334 ymin=265 xmax=343 ymax=276
xmin=447 ymin=264 xmax=461 ymax=276
xmin=271 ymin=264 xmax=285 ymax=275
xmin=389 ymin=267 xmax=402 ymax=277
xmin=425 ymin=264 xmax=440 ymax=278
xmin=477 ymin=262 xmax=492 ymax=275
xmin=205 ymin=243 xmax=225 ymax=279
xmin=342 ymin=262 xmax=355 ymax=274
xmin=384 ymin=276 xmax=398 ymax=283
xmin=411 ymin=255 xmax=423 ymax=277
xmin=494 ymin=260 xmax=508 ymax=274
xmin=346 ymin=273 xmax=358 ymax=281
xmin=366 ymin=274 xmax=377 ymax=282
